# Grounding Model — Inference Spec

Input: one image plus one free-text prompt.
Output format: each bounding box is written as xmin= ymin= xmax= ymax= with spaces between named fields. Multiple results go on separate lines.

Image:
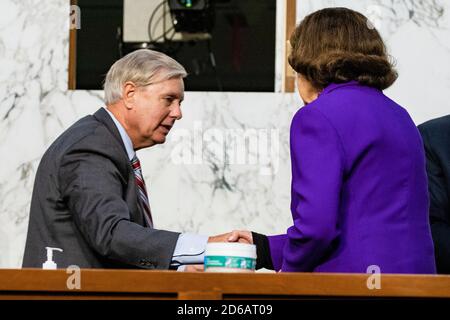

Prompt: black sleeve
xmin=419 ymin=124 xmax=450 ymax=274
xmin=252 ymin=232 xmax=274 ymax=270
xmin=419 ymin=126 xmax=450 ymax=224
xmin=431 ymin=223 xmax=450 ymax=273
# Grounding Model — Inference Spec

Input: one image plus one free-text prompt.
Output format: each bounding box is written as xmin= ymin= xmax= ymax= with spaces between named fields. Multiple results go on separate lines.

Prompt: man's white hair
xmin=103 ymin=49 xmax=187 ymax=105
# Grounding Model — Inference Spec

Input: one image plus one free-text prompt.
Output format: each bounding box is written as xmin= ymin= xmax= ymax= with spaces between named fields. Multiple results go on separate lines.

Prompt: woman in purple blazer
xmin=247 ymin=8 xmax=436 ymax=273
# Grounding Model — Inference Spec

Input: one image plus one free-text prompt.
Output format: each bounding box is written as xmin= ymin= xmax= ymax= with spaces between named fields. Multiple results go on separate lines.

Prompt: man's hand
xmin=208 ymin=230 xmax=253 ymax=244
xmin=183 ymin=264 xmax=204 ymax=272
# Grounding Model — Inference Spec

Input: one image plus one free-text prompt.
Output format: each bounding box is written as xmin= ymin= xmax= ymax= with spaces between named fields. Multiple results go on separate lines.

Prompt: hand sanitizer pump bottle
xmin=42 ymin=247 xmax=63 ymax=270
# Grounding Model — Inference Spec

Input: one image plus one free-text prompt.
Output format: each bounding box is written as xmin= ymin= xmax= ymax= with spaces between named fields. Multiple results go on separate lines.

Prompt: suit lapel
xmin=92 ymin=107 xmax=146 ymax=227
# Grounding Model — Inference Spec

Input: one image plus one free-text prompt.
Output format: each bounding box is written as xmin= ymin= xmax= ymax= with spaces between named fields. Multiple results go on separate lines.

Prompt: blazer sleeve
xmin=419 ymin=127 xmax=450 ymax=221
xmin=281 ymin=106 xmax=345 ymax=272
xmin=267 ymin=233 xmax=287 ymax=271
xmin=58 ymin=146 xmax=180 ymax=270
xmin=418 ymin=125 xmax=450 ymax=273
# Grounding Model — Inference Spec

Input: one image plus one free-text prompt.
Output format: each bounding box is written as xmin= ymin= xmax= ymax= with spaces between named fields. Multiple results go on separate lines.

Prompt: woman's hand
xmin=227 ymin=230 xmax=253 ymax=244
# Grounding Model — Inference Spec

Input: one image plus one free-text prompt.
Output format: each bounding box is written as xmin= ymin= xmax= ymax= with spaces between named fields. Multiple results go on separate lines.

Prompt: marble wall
xmin=0 ymin=0 xmax=449 ymax=268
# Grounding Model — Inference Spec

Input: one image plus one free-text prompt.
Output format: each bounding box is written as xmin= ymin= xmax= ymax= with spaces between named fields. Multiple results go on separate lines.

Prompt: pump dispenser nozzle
xmin=42 ymin=247 xmax=63 ymax=270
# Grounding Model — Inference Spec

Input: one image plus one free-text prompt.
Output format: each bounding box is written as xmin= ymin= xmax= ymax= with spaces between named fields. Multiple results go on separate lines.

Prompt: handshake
xmin=208 ymin=230 xmax=253 ymax=244
xmin=183 ymin=230 xmax=253 ymax=272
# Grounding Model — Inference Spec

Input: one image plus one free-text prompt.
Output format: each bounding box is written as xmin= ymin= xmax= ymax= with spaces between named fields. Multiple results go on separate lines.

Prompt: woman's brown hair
xmin=289 ymin=7 xmax=398 ymax=90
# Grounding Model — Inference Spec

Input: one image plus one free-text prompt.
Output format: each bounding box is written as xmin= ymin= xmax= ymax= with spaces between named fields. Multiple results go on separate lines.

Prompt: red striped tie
xmin=131 ymin=155 xmax=154 ymax=228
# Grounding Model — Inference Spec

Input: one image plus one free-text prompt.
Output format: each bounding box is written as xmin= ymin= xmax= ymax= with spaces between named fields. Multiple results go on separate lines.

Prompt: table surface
xmin=1 ymin=269 xmax=449 ymax=300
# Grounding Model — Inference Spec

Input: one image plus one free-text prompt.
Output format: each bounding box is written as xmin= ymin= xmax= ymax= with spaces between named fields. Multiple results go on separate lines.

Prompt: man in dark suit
xmin=419 ymin=115 xmax=450 ymax=274
xmin=23 ymin=49 xmax=247 ymax=271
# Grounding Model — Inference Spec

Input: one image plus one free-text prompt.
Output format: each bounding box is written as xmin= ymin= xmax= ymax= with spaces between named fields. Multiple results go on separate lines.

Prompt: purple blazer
xmin=268 ymin=81 xmax=436 ymax=274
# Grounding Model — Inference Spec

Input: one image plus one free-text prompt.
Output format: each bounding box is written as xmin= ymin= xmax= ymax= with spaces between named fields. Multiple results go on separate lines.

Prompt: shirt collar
xmin=105 ymin=108 xmax=135 ymax=161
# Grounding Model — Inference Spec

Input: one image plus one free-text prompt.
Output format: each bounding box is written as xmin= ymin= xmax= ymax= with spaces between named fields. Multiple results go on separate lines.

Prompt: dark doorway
xmin=76 ymin=0 xmax=276 ymax=92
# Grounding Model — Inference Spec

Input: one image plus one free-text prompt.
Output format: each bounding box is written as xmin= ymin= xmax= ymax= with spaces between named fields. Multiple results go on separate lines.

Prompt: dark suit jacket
xmin=23 ymin=108 xmax=180 ymax=269
xmin=419 ymin=115 xmax=450 ymax=274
